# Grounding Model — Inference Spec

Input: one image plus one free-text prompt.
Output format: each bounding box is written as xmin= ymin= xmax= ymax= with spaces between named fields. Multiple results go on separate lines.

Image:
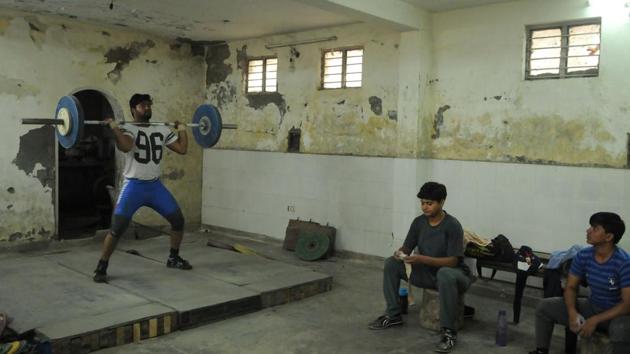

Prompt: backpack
xmin=490 ymin=234 xmax=516 ymax=263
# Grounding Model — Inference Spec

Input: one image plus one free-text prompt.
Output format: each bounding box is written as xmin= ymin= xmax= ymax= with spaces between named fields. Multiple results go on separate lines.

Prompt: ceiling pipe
xmin=265 ymin=36 xmax=337 ymax=49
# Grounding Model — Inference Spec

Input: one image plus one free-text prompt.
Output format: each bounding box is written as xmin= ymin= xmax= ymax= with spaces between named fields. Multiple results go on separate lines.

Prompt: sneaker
xmin=93 ymin=270 xmax=107 ymax=283
xmin=167 ymin=255 xmax=193 ymax=270
xmin=367 ymin=315 xmax=403 ymax=330
xmin=434 ymin=329 xmax=456 ymax=353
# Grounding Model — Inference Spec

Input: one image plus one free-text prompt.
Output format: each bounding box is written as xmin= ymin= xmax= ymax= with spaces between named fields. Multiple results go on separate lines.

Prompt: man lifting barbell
xmin=93 ymin=93 xmax=192 ymax=283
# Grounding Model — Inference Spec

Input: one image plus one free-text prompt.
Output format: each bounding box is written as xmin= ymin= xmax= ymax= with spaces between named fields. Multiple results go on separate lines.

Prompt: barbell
xmin=21 ymin=95 xmax=237 ymax=149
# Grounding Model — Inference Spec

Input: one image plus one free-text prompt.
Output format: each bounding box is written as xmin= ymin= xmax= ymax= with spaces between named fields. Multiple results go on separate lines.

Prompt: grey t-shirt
xmin=402 ymin=211 xmax=470 ymax=288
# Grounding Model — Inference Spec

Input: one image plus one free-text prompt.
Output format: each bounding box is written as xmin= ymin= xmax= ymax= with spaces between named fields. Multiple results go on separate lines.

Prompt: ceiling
xmin=0 ymin=0 xmax=521 ymax=42
xmin=402 ymin=0 xmax=518 ymax=12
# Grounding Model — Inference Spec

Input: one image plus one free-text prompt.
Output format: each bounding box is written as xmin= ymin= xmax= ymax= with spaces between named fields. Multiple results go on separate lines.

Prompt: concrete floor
xmin=100 ymin=228 xmax=565 ymax=354
xmin=1 ymin=227 xmax=566 ymax=354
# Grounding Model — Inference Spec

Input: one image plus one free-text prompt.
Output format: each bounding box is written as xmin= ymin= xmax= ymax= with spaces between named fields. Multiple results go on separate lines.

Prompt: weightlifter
xmin=93 ymin=93 xmax=192 ymax=283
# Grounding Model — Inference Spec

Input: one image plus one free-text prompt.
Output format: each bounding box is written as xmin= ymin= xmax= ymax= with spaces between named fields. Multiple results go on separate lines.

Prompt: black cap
xmin=129 ymin=93 xmax=152 ymax=108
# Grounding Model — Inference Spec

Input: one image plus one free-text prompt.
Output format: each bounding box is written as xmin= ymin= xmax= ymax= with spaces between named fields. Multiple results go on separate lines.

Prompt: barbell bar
xmin=22 ymin=118 xmax=238 ymax=129
xmin=20 ymin=95 xmax=237 ymax=149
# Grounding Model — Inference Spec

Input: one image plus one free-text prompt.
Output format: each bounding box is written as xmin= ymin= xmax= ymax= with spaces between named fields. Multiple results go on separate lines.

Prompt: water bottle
xmin=496 ymin=309 xmax=508 ymax=346
xmin=398 ymin=287 xmax=409 ymax=314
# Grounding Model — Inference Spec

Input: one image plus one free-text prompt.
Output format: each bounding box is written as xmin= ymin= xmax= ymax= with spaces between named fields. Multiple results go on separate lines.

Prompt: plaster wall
xmin=0 ymin=9 xmax=205 ymax=243
xmin=427 ymin=0 xmax=630 ymax=167
xmin=206 ymin=22 xmax=431 ymax=158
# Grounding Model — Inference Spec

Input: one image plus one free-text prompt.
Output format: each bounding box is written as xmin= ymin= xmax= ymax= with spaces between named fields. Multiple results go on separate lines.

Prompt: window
xmin=525 ymin=19 xmax=601 ymax=80
xmin=247 ymin=57 xmax=277 ymax=93
xmin=322 ymin=48 xmax=363 ymax=89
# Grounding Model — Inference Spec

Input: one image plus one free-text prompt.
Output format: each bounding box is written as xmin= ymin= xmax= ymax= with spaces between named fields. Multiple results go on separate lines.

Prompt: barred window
xmin=322 ymin=48 xmax=363 ymax=89
xmin=526 ymin=19 xmax=601 ymax=80
xmin=247 ymin=57 xmax=278 ymax=93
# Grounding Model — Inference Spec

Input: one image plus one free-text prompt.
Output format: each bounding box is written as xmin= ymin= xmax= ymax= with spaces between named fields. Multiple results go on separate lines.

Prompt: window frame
xmin=525 ymin=18 xmax=601 ymax=80
xmin=320 ymin=46 xmax=364 ymax=90
xmin=246 ymin=56 xmax=278 ymax=94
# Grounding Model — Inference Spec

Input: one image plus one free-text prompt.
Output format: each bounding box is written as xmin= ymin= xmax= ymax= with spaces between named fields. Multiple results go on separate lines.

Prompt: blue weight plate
xmin=192 ymin=104 xmax=222 ymax=148
xmin=55 ymin=95 xmax=84 ymax=149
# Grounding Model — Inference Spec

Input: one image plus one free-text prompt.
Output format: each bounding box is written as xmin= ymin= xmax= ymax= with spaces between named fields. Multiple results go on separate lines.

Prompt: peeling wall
xmin=427 ymin=0 xmax=630 ymax=168
xmin=0 ymin=9 xmax=205 ymax=244
xmin=205 ymin=23 xmax=428 ymax=158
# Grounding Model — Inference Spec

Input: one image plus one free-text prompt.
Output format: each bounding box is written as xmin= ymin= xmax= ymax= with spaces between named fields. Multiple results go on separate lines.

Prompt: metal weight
xmin=192 ymin=104 xmax=223 ymax=148
xmin=295 ymin=233 xmax=331 ymax=261
xmin=55 ymin=95 xmax=84 ymax=149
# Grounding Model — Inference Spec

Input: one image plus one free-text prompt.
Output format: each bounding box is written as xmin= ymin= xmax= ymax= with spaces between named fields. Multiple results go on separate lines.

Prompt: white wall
xmin=202 ymin=0 xmax=630 ymax=257
xmin=203 ymin=150 xmax=630 ymax=256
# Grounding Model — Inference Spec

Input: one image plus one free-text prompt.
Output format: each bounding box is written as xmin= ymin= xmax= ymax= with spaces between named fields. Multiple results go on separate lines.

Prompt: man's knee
xmin=384 ymin=256 xmax=402 ymax=273
xmin=608 ymin=316 xmax=630 ymax=344
xmin=436 ymin=267 xmax=457 ymax=286
xmin=535 ymin=297 xmax=562 ymax=318
xmin=110 ymin=214 xmax=131 ymax=237
xmin=165 ymin=209 xmax=185 ymax=232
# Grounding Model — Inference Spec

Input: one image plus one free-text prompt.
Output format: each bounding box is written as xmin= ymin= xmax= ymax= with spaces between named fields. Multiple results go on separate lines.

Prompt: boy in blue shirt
xmin=530 ymin=212 xmax=630 ymax=354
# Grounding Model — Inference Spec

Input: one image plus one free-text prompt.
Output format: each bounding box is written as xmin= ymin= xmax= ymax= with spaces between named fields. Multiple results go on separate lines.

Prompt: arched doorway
xmin=57 ymin=89 xmax=118 ymax=239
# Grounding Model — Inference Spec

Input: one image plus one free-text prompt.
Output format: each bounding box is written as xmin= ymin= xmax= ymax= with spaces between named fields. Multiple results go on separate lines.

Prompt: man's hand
xmin=578 ymin=316 xmax=598 ymax=337
xmin=403 ymin=255 xmax=422 ymax=264
xmin=174 ymin=120 xmax=186 ymax=132
xmin=104 ymin=117 xmax=118 ymax=129
xmin=568 ymin=312 xmax=584 ymax=334
xmin=394 ymin=250 xmax=407 ymax=261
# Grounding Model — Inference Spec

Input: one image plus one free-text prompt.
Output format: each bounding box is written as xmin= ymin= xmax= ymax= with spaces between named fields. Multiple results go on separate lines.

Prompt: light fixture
xmin=265 ymin=36 xmax=337 ymax=49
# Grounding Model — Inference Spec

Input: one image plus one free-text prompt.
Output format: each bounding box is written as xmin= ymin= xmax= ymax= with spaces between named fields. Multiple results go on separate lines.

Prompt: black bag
xmin=490 ymin=234 xmax=516 ymax=263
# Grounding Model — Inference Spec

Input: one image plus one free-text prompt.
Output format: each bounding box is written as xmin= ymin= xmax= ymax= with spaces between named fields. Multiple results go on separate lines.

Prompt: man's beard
xmin=139 ymin=111 xmax=152 ymax=121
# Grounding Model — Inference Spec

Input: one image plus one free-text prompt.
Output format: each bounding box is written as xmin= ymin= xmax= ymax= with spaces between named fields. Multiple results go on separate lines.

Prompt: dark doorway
xmin=58 ymin=90 xmax=116 ymax=239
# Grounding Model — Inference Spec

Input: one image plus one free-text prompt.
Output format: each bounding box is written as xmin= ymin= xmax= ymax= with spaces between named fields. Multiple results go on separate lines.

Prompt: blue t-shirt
xmin=569 ymin=246 xmax=630 ymax=310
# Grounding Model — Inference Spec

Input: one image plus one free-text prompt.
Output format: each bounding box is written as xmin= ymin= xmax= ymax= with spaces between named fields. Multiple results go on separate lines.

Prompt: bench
xmin=474 ymin=249 xmax=551 ymax=279
xmin=471 ymin=249 xmax=552 ymax=324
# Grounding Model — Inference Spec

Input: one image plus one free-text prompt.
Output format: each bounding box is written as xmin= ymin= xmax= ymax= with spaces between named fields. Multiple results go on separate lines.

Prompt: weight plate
xmin=295 ymin=233 xmax=331 ymax=261
xmin=55 ymin=95 xmax=84 ymax=149
xmin=192 ymin=104 xmax=222 ymax=148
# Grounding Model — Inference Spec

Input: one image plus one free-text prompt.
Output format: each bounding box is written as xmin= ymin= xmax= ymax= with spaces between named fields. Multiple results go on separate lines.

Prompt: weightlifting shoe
xmin=93 ymin=270 xmax=108 ymax=283
xmin=167 ymin=255 xmax=193 ymax=270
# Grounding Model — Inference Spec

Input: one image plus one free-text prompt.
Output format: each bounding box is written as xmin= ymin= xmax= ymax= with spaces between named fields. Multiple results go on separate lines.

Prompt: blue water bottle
xmin=398 ymin=287 xmax=409 ymax=314
xmin=496 ymin=309 xmax=508 ymax=346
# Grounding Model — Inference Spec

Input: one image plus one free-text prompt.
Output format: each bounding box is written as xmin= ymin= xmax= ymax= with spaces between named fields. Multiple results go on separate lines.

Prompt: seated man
xmin=530 ymin=212 xmax=630 ymax=354
xmin=368 ymin=181 xmax=472 ymax=353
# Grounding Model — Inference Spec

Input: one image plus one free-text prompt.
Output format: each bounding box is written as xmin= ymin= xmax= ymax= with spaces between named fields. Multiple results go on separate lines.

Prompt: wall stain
xmin=163 ymin=168 xmax=185 ymax=180
xmin=26 ymin=17 xmax=46 ymax=47
xmin=205 ymin=43 xmax=232 ymax=86
xmin=431 ymin=105 xmax=451 ymax=139
xmin=246 ymin=92 xmax=287 ymax=126
xmin=210 ymin=82 xmax=237 ymax=110
xmin=236 ymin=45 xmax=248 ymax=72
xmin=388 ymin=110 xmax=398 ymax=121
xmin=105 ymin=40 xmax=155 ymax=84
xmin=368 ymin=96 xmax=383 ymax=115
xmin=13 ymin=126 xmax=55 ymax=189
xmin=0 ymin=75 xmax=41 ymax=98
xmin=429 ymin=114 xmax=624 ymax=168
xmin=8 ymin=227 xmax=51 ymax=242
xmin=7 ymin=205 xmax=13 ymax=210
xmin=7 ymin=187 xmax=14 ymax=193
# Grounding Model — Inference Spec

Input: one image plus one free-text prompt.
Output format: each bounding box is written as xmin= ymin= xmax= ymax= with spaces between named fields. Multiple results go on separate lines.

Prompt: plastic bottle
xmin=398 ymin=287 xmax=409 ymax=314
xmin=496 ymin=309 xmax=508 ymax=346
